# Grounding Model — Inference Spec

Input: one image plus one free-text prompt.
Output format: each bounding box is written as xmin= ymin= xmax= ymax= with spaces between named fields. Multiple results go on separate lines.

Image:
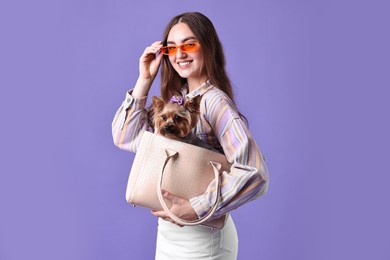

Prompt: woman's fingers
xmin=161 ymin=190 xmax=175 ymax=200
xmin=151 ymin=210 xmax=183 ymax=227
xmin=151 ymin=191 xmax=197 ymax=225
xmin=139 ymin=41 xmax=164 ymax=80
xmin=142 ymin=41 xmax=163 ymax=57
xmin=151 ymin=210 xmax=166 ymax=218
xmin=151 ymin=40 xmax=163 ymax=47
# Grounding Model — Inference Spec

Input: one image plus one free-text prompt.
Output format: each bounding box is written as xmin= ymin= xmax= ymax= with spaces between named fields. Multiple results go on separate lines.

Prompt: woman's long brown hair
xmin=160 ymin=12 xmax=234 ymax=102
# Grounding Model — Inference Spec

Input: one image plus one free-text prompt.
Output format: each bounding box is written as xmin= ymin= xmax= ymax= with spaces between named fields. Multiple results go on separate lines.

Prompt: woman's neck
xmin=187 ymin=75 xmax=209 ymax=92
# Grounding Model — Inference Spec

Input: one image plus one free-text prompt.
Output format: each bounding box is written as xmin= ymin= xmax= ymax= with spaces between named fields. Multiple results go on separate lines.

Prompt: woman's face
xmin=166 ymin=23 xmax=207 ymax=87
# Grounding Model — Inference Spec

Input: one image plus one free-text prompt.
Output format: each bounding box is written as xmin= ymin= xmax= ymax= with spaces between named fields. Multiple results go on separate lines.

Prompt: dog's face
xmin=152 ymin=95 xmax=200 ymax=140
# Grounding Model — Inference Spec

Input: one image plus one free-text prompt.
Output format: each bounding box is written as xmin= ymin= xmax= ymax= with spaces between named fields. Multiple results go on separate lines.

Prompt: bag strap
xmin=156 ymin=148 xmax=222 ymax=226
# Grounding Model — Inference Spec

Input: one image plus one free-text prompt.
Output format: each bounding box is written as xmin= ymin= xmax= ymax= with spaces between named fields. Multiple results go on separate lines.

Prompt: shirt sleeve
xmin=111 ymin=89 xmax=152 ymax=152
xmin=189 ymin=92 xmax=270 ymax=219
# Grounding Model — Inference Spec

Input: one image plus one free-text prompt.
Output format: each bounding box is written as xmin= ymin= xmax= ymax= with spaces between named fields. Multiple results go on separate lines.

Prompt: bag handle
xmin=156 ymin=148 xmax=222 ymax=226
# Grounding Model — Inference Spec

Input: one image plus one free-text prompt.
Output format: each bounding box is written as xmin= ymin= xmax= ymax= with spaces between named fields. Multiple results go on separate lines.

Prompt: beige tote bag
xmin=125 ymin=131 xmax=231 ymax=229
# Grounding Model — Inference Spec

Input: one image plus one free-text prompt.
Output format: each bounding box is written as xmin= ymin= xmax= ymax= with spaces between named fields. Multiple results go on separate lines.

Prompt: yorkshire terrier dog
xmin=151 ymin=95 xmax=212 ymax=149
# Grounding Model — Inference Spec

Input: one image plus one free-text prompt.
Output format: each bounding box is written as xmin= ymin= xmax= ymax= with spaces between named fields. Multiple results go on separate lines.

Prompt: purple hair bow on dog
xmin=170 ymin=95 xmax=184 ymax=106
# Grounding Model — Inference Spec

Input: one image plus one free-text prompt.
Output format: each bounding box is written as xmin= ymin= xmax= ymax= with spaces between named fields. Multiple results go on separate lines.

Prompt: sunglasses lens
xmin=182 ymin=42 xmax=198 ymax=52
xmin=167 ymin=46 xmax=177 ymax=55
xmin=161 ymin=42 xmax=199 ymax=55
xmin=161 ymin=46 xmax=176 ymax=55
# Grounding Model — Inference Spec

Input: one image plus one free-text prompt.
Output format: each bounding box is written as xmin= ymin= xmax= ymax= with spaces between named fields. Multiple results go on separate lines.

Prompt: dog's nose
xmin=163 ymin=125 xmax=175 ymax=133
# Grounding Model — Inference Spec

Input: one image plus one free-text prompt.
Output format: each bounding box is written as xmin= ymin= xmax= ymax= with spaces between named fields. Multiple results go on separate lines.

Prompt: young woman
xmin=112 ymin=12 xmax=269 ymax=260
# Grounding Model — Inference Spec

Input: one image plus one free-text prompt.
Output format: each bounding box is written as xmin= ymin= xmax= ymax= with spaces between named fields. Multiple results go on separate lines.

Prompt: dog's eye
xmin=161 ymin=115 xmax=167 ymax=121
xmin=174 ymin=115 xmax=181 ymax=121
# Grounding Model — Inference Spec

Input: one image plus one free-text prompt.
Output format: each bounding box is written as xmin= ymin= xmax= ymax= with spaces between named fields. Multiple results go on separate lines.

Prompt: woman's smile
xmin=177 ymin=60 xmax=193 ymax=68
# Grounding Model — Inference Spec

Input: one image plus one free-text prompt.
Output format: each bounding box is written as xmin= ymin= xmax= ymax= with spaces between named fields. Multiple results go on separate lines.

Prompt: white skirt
xmin=155 ymin=215 xmax=238 ymax=260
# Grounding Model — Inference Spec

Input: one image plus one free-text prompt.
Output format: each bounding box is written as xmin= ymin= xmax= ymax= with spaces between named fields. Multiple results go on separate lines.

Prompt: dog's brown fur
xmin=151 ymin=95 xmax=199 ymax=138
xmin=151 ymin=95 xmax=214 ymax=149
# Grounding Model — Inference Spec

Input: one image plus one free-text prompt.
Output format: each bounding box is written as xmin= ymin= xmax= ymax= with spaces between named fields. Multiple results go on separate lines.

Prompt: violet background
xmin=0 ymin=0 xmax=389 ymax=259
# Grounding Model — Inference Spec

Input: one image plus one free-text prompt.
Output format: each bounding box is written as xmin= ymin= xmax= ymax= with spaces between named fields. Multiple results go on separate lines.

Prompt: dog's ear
xmin=147 ymin=104 xmax=155 ymax=129
xmin=152 ymin=96 xmax=165 ymax=112
xmin=185 ymin=95 xmax=201 ymax=113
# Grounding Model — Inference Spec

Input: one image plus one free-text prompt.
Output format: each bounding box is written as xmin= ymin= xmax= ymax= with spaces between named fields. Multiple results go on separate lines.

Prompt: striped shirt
xmin=112 ymin=80 xmax=269 ymax=219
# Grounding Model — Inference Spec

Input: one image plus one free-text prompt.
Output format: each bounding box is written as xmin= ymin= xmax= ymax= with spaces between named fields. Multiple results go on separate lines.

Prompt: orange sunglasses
xmin=160 ymin=41 xmax=200 ymax=56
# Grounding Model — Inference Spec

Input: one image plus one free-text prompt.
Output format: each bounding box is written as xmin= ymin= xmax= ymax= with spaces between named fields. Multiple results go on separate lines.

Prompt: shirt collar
xmin=184 ymin=80 xmax=213 ymax=99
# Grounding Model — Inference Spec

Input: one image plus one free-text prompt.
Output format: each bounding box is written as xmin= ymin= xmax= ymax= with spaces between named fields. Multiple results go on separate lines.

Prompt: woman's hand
xmin=139 ymin=41 xmax=164 ymax=81
xmin=151 ymin=190 xmax=198 ymax=227
xmin=133 ymin=41 xmax=164 ymax=98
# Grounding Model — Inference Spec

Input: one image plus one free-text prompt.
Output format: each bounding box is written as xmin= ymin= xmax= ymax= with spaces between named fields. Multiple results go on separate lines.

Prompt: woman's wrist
xmin=132 ymin=77 xmax=152 ymax=98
